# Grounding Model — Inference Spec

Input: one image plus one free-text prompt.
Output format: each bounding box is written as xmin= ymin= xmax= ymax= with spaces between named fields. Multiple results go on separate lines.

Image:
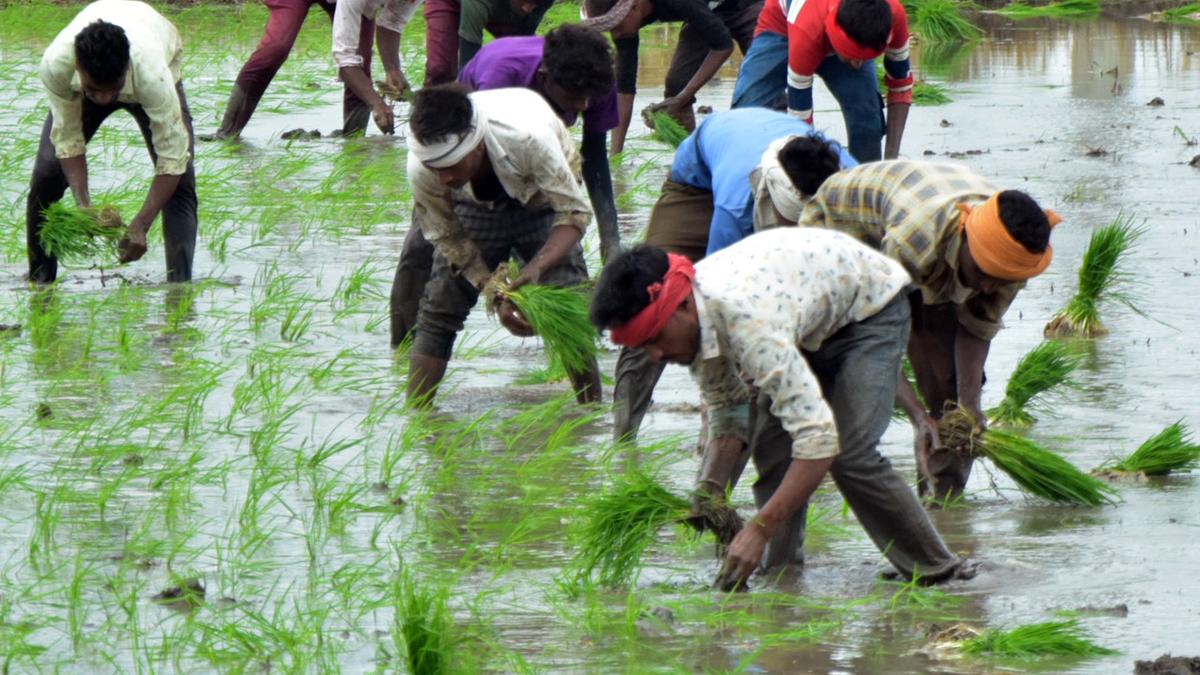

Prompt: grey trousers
xmin=750 ymin=293 xmax=961 ymax=579
xmin=26 ymin=82 xmax=197 ymax=283
xmin=390 ymin=220 xmax=435 ymax=348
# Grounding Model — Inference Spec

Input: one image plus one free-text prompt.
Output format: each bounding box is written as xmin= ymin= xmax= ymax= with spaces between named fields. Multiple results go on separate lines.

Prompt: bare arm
xmin=581 ymin=131 xmax=620 ymax=264
xmin=59 ymin=155 xmax=90 ymax=207
xmin=611 ymin=93 xmax=635 ymax=156
xmin=374 ymin=25 xmax=403 ymax=87
xmin=339 ymin=65 xmax=394 ymax=133
xmin=884 ymin=102 xmax=910 ymax=159
xmin=118 ymin=172 xmax=184 ymax=263
xmin=671 ymin=47 xmax=733 ymax=105
xmin=954 ymin=324 xmax=990 ymax=425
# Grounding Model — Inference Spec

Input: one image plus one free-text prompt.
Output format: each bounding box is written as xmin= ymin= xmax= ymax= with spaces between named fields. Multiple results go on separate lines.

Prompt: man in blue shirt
xmin=614 ymin=107 xmax=856 ymax=442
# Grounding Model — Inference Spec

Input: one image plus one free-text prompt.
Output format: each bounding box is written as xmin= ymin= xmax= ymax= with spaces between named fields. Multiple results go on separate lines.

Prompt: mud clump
xmin=281 ymin=128 xmax=321 ymax=140
xmin=1147 ymin=96 xmax=1165 ymax=106
xmin=1189 ymin=155 xmax=1200 ymax=169
xmin=1086 ymin=147 xmax=1110 ymax=157
xmin=152 ymin=579 xmax=206 ymax=611
xmin=1134 ymin=655 xmax=1200 ymax=675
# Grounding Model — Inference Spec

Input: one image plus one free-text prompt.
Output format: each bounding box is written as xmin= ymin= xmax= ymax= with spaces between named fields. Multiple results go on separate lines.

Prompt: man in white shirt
xmin=405 ymin=85 xmax=600 ymax=406
xmin=207 ymin=0 xmax=420 ymax=139
xmin=28 ymin=0 xmax=196 ymax=282
xmin=590 ymin=228 xmax=963 ymax=588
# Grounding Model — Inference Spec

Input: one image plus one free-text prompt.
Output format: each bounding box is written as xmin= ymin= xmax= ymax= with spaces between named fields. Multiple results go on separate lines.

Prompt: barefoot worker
xmin=731 ymin=0 xmax=912 ymax=161
xmin=591 ymin=228 xmax=963 ymax=586
xmin=207 ymin=0 xmax=421 ymax=139
xmin=423 ymin=0 xmax=553 ymax=85
xmin=28 ymin=0 xmax=197 ymax=283
xmin=788 ymin=160 xmax=1059 ymax=499
xmin=391 ymin=26 xmax=621 ymax=347
xmin=610 ymin=107 xmax=857 ymax=442
xmin=582 ymin=0 xmax=763 ymax=154
xmin=405 ymin=85 xmax=601 ymax=405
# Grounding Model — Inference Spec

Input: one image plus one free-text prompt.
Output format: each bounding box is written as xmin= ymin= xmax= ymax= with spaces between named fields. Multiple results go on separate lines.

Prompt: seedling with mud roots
xmin=962 ymin=619 xmax=1116 ymax=658
xmin=487 ymin=262 xmax=600 ymax=376
xmin=1097 ymin=421 xmax=1200 ymax=477
xmin=38 ymin=202 xmax=124 ymax=262
xmin=646 ymin=111 xmax=690 ymax=148
xmin=987 ymin=340 xmax=1081 ymax=426
xmin=1044 ymin=214 xmax=1143 ymax=338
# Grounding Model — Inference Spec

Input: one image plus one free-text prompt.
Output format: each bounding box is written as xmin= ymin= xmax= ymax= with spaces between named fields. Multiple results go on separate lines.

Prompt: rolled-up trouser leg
xmin=748 ymin=388 xmax=808 ymax=570
xmin=612 ymin=347 xmax=668 ymax=442
xmin=390 ymin=222 xmax=436 ymax=348
xmin=811 ymin=294 xmax=961 ymax=580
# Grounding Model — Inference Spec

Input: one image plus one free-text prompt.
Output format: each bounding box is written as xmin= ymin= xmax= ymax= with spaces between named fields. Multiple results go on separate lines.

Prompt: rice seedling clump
xmin=394 ymin=571 xmax=458 ymax=675
xmin=939 ymin=408 xmax=1117 ymax=505
xmin=38 ymin=202 xmax=124 ymax=262
xmin=1044 ymin=214 xmax=1143 ymax=338
xmin=961 ymin=619 xmax=1117 ymax=658
xmin=904 ymin=0 xmax=981 ymax=42
xmin=502 ymin=283 xmax=599 ymax=376
xmin=997 ymin=0 xmax=1100 ymax=18
xmin=648 ymin=111 xmax=690 ymax=148
xmin=987 ymin=341 xmax=1081 ymax=426
xmin=568 ymin=469 xmax=692 ymax=587
xmin=1100 ymin=422 xmax=1200 ymax=476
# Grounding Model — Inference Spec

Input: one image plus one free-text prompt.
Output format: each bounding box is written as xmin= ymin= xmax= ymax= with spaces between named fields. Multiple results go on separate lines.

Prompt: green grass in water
xmin=1103 ymin=422 xmax=1200 ymax=475
xmin=962 ymin=619 xmax=1117 ymax=657
xmin=1163 ymin=2 xmax=1200 ymax=23
xmin=38 ymin=202 xmax=124 ymax=262
xmin=650 ymin=112 xmax=690 ymax=148
xmin=568 ymin=469 xmax=691 ymax=587
xmin=504 ymin=282 xmax=600 ymax=376
xmin=987 ymin=341 xmax=1081 ymax=426
xmin=394 ymin=572 xmax=457 ymax=675
xmin=904 ymin=0 xmax=981 ymax=42
xmin=940 ymin=409 xmax=1118 ymax=505
xmin=998 ymin=0 xmax=1100 ymax=19
xmin=1045 ymin=214 xmax=1143 ymax=338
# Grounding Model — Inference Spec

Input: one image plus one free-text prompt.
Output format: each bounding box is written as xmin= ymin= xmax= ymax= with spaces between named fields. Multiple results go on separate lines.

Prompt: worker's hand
xmin=507 ymin=263 xmax=542 ymax=293
xmin=372 ymin=100 xmax=395 ymax=135
xmin=386 ymin=70 xmax=412 ymax=102
xmin=497 ymin=297 xmax=534 ymax=337
xmin=685 ymin=480 xmax=725 ymax=532
xmin=964 ymin=403 xmax=988 ymax=436
xmin=643 ymin=96 xmax=694 ymax=129
xmin=713 ymin=518 xmax=770 ymax=592
xmin=913 ymin=413 xmax=939 ymax=488
xmin=117 ymin=218 xmax=149 ymax=264
xmin=685 ymin=482 xmax=743 ymax=551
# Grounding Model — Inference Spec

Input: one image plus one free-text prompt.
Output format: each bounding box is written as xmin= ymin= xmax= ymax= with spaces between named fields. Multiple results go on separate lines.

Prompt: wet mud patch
xmin=1135 ymin=655 xmax=1200 ymax=674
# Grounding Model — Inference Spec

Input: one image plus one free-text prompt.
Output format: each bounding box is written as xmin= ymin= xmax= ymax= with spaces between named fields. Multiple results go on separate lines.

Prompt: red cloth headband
xmin=608 ymin=253 xmax=696 ymax=347
xmin=825 ymin=6 xmax=886 ymax=61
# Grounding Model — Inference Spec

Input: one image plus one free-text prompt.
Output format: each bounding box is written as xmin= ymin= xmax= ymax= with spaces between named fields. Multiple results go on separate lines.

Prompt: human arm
xmin=41 ymin=46 xmax=90 ymax=204
xmin=375 ymin=25 xmax=409 ymax=97
xmin=954 ymin=324 xmax=990 ymax=429
xmin=507 ymin=132 xmax=593 ymax=286
xmin=333 ymin=0 xmax=394 ymax=133
xmin=785 ymin=5 xmax=827 ymax=123
xmin=610 ymin=36 xmax=640 ymax=155
xmin=656 ymin=0 xmax=735 ymax=111
xmin=581 ymin=130 xmax=621 ymax=264
xmin=882 ymin=6 xmax=913 ymax=159
xmin=117 ymin=173 xmax=184 ymax=263
xmin=59 ymin=155 xmax=91 ymax=208
xmin=896 ymin=368 xmax=938 ymax=485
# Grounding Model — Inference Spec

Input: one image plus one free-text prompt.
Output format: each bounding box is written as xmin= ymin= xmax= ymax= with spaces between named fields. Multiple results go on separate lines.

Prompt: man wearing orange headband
xmin=731 ymin=0 xmax=912 ymax=162
xmin=591 ymin=228 xmax=964 ymax=587
xmin=787 ymin=160 xmax=1058 ymax=500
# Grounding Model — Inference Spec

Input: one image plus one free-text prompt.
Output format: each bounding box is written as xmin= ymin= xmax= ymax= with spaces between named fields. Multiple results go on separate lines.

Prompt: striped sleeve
xmin=882 ymin=0 xmax=913 ymax=105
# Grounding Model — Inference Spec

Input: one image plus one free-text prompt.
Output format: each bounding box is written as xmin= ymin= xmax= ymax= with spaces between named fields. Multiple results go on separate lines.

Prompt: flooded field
xmin=0 ymin=2 xmax=1198 ymax=672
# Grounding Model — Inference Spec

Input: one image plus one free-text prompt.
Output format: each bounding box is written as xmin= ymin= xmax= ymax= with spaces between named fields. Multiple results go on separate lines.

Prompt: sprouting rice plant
xmin=903 ymin=0 xmax=981 ymax=42
xmin=987 ymin=341 xmax=1081 ymax=426
xmin=997 ymin=0 xmax=1100 ymax=19
xmin=1045 ymin=214 xmax=1143 ymax=338
xmin=495 ymin=263 xmax=600 ymax=376
xmin=393 ymin=570 xmax=458 ymax=675
xmin=939 ymin=408 xmax=1117 ymax=506
xmin=1100 ymin=422 xmax=1200 ymax=476
xmin=649 ymin=112 xmax=689 ymax=148
xmin=38 ymin=202 xmax=124 ymax=262
xmin=962 ymin=619 xmax=1117 ymax=658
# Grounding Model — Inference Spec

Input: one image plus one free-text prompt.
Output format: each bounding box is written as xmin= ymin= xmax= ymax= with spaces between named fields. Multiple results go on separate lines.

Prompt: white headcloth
xmin=751 ymin=135 xmax=808 ymax=226
xmin=409 ymin=103 xmax=487 ymax=169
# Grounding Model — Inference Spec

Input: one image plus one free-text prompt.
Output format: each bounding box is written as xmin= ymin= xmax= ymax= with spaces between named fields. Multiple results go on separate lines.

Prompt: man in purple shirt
xmin=390 ymin=24 xmax=621 ymax=349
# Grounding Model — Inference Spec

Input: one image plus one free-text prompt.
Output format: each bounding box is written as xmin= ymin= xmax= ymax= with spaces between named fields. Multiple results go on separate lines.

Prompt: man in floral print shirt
xmin=590 ymin=227 xmax=963 ymax=587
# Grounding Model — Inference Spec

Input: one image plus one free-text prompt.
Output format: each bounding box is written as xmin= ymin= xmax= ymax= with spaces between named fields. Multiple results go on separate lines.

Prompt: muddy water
xmin=0 ymin=5 xmax=1198 ymax=673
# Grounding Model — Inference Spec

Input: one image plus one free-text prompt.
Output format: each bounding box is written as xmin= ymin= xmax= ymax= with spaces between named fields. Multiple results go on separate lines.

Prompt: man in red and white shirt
xmin=730 ymin=0 xmax=912 ymax=162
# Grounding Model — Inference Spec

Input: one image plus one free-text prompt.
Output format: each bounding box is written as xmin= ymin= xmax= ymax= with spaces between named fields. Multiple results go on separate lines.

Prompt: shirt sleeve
xmin=958 ymin=282 xmax=1022 ymax=341
xmin=522 ymin=130 xmax=593 ymax=236
xmin=40 ymin=47 xmax=86 ymax=160
xmin=614 ymin=35 xmax=640 ymax=95
xmin=882 ymin=1 xmax=913 ymax=105
xmin=786 ymin=2 xmax=827 ymax=122
xmin=408 ymin=153 xmax=492 ymax=286
xmin=332 ymin=0 xmax=369 ymax=69
xmin=691 ymin=355 xmax=752 ymax=443
xmin=132 ymin=61 xmax=191 ymax=175
xmin=458 ymin=0 xmax=491 ymax=42
xmin=377 ymin=0 xmax=422 ymax=34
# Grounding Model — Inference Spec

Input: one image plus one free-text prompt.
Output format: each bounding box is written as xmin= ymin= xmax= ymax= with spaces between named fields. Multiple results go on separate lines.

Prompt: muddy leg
xmin=390 ymin=223 xmax=435 ymax=348
xmin=908 ymin=300 xmax=973 ymax=500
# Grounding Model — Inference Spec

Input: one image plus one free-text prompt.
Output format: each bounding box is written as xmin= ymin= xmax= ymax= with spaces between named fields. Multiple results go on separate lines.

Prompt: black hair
xmin=74 ymin=20 xmax=131 ymax=84
xmin=409 ymin=83 xmax=475 ymax=144
xmin=777 ymin=136 xmax=842 ymax=196
xmin=589 ymin=245 xmax=669 ymax=329
xmin=834 ymin=0 xmax=892 ymax=52
xmin=542 ymin=25 xmax=615 ymax=97
xmin=997 ymin=190 xmax=1051 ymax=253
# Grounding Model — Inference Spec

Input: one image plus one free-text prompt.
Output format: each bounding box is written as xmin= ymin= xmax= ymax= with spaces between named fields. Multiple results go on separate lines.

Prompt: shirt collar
xmin=692 ymin=281 xmax=721 ymax=361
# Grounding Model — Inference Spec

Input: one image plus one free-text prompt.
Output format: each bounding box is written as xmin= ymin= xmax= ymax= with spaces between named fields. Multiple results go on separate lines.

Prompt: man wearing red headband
xmin=731 ymin=0 xmax=911 ymax=162
xmin=591 ymin=228 xmax=964 ymax=587
xmin=786 ymin=160 xmax=1059 ymax=500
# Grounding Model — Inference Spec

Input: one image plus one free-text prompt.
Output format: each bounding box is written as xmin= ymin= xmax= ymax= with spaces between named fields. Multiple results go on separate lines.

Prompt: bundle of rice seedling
xmin=940 ymin=407 xmax=1117 ymax=505
xmin=1163 ymin=2 xmax=1200 ymax=23
xmin=394 ymin=572 xmax=457 ymax=675
xmin=998 ymin=0 xmax=1100 ymax=18
xmin=1044 ymin=214 xmax=1143 ymax=338
xmin=1100 ymin=422 xmax=1200 ymax=476
xmin=987 ymin=341 xmax=1081 ymax=426
xmin=649 ymin=111 xmax=690 ymax=148
xmin=877 ymin=65 xmax=953 ymax=105
xmin=38 ymin=202 xmax=124 ymax=262
xmin=569 ymin=469 xmax=691 ymax=587
xmin=904 ymin=0 xmax=981 ymax=42
xmin=487 ymin=262 xmax=600 ymax=376
xmin=961 ymin=619 xmax=1117 ymax=657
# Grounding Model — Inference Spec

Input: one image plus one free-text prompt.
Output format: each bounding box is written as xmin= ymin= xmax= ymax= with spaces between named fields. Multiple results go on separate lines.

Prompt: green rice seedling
xmin=1044 ymin=215 xmax=1143 ymax=338
xmin=1163 ymin=2 xmax=1200 ymax=22
xmin=567 ymin=469 xmax=691 ymax=587
xmin=939 ymin=408 xmax=1117 ymax=505
xmin=877 ymin=64 xmax=953 ymax=105
xmin=1100 ymin=422 xmax=1200 ymax=476
xmin=987 ymin=341 xmax=1081 ymax=426
xmin=962 ymin=619 xmax=1116 ymax=657
xmin=998 ymin=0 xmax=1100 ymax=19
xmin=649 ymin=111 xmax=690 ymax=148
xmin=393 ymin=570 xmax=459 ymax=675
xmin=904 ymin=0 xmax=981 ymax=42
xmin=38 ymin=201 xmax=124 ymax=262
xmin=494 ymin=265 xmax=600 ymax=376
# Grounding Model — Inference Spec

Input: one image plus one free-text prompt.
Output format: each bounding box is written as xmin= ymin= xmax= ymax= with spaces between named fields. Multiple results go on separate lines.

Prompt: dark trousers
xmin=235 ymin=0 xmax=374 ymax=133
xmin=749 ymin=294 xmax=960 ymax=577
xmin=664 ymin=0 xmax=762 ymax=98
xmin=390 ymin=221 xmax=436 ymax=348
xmin=26 ymin=82 xmax=198 ymax=283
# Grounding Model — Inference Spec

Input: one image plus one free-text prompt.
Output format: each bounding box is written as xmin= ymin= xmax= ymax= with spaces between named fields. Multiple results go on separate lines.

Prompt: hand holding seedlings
xmin=714 ymin=517 xmax=771 ymax=592
xmin=118 ymin=218 xmax=151 ymax=264
xmin=496 ymin=297 xmax=534 ymax=337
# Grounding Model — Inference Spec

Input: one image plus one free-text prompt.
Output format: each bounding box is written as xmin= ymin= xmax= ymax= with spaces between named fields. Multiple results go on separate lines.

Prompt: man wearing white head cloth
xmin=611 ymin=107 xmax=856 ymax=447
xmin=405 ymin=84 xmax=600 ymax=406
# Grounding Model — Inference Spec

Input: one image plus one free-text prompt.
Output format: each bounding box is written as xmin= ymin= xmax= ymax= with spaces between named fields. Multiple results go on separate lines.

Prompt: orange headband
xmin=957 ymin=194 xmax=1061 ymax=282
xmin=609 ymin=254 xmax=695 ymax=347
xmin=825 ymin=6 xmax=887 ymax=61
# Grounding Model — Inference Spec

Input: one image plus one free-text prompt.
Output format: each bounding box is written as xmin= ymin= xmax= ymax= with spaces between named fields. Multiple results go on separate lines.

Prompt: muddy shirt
xmin=332 ymin=0 xmax=423 ymax=68
xmin=408 ymin=88 xmax=591 ymax=287
xmin=40 ymin=0 xmax=189 ymax=175
xmin=792 ymin=160 xmax=1022 ymax=341
xmin=690 ymin=227 xmax=910 ymax=459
